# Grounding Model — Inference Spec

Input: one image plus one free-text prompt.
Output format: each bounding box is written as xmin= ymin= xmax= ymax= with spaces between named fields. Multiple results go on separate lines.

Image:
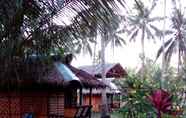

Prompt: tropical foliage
xmin=118 ymin=72 xmax=156 ymax=118
xmin=0 ymin=0 xmax=126 ymax=59
xmin=114 ymin=57 xmax=186 ymax=118
xmin=0 ymin=0 xmax=61 ymax=58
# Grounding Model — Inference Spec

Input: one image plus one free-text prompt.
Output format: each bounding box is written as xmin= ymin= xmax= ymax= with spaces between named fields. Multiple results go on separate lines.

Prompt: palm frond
xmin=156 ymin=39 xmax=173 ymax=60
xmin=148 ymin=17 xmax=165 ymax=22
xmin=149 ymin=24 xmax=172 ymax=38
xmin=117 ymin=0 xmax=126 ymax=8
xmin=164 ymin=40 xmax=176 ymax=63
xmin=145 ymin=27 xmax=155 ymax=40
xmin=114 ymin=35 xmax=126 ymax=46
xmin=116 ymin=29 xmax=126 ymax=34
xmin=148 ymin=0 xmax=159 ymax=15
xmin=179 ymin=39 xmax=186 ymax=52
xmin=134 ymin=0 xmax=144 ymax=15
xmin=129 ymin=29 xmax=139 ymax=42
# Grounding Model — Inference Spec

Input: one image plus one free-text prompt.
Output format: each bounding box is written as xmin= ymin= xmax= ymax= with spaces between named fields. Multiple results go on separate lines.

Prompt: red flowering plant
xmin=148 ymin=89 xmax=172 ymax=118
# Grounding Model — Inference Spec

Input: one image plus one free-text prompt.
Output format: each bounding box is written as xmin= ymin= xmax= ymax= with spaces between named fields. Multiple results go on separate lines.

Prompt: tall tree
xmin=126 ymin=0 xmax=162 ymax=79
xmin=0 ymin=0 xmax=93 ymax=81
xmin=156 ymin=0 xmax=186 ymax=77
xmin=0 ymin=0 xmax=70 ymax=60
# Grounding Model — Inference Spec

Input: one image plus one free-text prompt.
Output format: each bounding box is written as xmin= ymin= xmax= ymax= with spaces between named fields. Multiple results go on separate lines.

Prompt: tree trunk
xmin=92 ymin=30 xmax=98 ymax=65
xmin=161 ymin=0 xmax=167 ymax=89
xmin=177 ymin=47 xmax=182 ymax=79
xmin=177 ymin=48 xmax=181 ymax=78
xmin=141 ymin=25 xmax=145 ymax=80
xmin=100 ymin=28 xmax=110 ymax=118
xmin=161 ymin=35 xmax=166 ymax=89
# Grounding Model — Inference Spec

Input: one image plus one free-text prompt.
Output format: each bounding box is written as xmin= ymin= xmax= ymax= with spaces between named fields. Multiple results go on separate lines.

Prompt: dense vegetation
xmin=113 ymin=58 xmax=186 ymax=118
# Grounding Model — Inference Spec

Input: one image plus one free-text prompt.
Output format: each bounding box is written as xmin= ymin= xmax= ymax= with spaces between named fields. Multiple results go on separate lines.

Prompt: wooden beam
xmin=79 ymin=88 xmax=83 ymax=105
xmin=89 ymin=88 xmax=92 ymax=105
xmin=89 ymin=88 xmax=92 ymax=118
xmin=111 ymin=94 xmax=113 ymax=108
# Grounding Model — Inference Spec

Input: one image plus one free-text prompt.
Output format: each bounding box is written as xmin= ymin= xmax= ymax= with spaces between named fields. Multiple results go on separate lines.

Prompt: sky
xmin=71 ymin=36 xmax=163 ymax=69
xmin=55 ymin=0 xmax=186 ymax=69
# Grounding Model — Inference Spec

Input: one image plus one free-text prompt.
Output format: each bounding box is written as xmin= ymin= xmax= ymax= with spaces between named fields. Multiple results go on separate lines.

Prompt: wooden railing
xmin=65 ymin=105 xmax=92 ymax=118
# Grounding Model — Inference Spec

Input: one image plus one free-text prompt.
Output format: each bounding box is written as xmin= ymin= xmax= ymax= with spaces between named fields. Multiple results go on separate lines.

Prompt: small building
xmin=64 ymin=64 xmax=106 ymax=118
xmin=79 ymin=63 xmax=127 ymax=112
xmin=0 ymin=58 xmax=105 ymax=118
xmin=79 ymin=63 xmax=127 ymax=78
xmin=82 ymin=79 xmax=121 ymax=112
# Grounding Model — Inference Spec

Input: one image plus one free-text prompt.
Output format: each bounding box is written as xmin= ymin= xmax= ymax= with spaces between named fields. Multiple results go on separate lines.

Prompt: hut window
xmin=65 ymin=89 xmax=77 ymax=107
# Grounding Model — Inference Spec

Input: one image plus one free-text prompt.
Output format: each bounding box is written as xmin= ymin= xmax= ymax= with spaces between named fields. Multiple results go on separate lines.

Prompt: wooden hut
xmin=0 ymin=57 xmax=105 ymax=118
xmin=79 ymin=63 xmax=127 ymax=78
xmin=82 ymin=80 xmax=121 ymax=112
xmin=64 ymin=64 xmax=106 ymax=118
xmin=79 ymin=63 xmax=127 ymax=112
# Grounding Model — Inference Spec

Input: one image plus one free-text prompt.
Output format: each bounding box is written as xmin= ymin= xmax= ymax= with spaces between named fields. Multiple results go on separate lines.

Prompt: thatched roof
xmin=67 ymin=64 xmax=106 ymax=88
xmin=0 ymin=56 xmax=105 ymax=91
xmin=61 ymin=54 xmax=106 ymax=88
xmin=46 ymin=62 xmax=82 ymax=89
xmin=0 ymin=60 xmax=83 ymax=91
xmin=0 ymin=60 xmax=62 ymax=91
xmin=79 ymin=63 xmax=127 ymax=78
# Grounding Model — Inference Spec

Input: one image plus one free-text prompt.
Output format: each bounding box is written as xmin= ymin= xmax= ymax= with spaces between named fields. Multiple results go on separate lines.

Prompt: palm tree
xmin=0 ymin=0 xmax=91 ymax=80
xmin=68 ymin=1 xmax=126 ymax=56
xmin=0 ymin=0 xmax=68 ymax=59
xmin=126 ymin=0 xmax=163 ymax=79
xmin=0 ymin=0 xmax=97 ymax=62
xmin=68 ymin=1 xmax=126 ymax=117
xmin=156 ymin=0 xmax=186 ymax=77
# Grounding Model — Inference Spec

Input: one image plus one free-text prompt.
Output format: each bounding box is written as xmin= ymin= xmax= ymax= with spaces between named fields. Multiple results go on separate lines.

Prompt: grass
xmin=111 ymin=112 xmax=123 ymax=118
xmin=92 ymin=112 xmax=123 ymax=118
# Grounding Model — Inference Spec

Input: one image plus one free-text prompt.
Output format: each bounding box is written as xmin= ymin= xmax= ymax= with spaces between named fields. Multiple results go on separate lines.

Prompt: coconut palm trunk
xmin=100 ymin=27 xmax=110 ymax=118
xmin=141 ymin=25 xmax=145 ymax=80
xmin=177 ymin=47 xmax=181 ymax=77
xmin=160 ymin=0 xmax=167 ymax=89
xmin=161 ymin=35 xmax=166 ymax=89
xmin=177 ymin=0 xmax=182 ymax=76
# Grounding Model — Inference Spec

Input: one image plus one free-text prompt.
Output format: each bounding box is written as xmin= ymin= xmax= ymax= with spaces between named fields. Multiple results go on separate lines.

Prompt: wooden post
xmin=89 ymin=88 xmax=92 ymax=105
xmin=89 ymin=88 xmax=92 ymax=118
xmin=79 ymin=88 xmax=83 ymax=106
xmin=119 ymin=93 xmax=121 ymax=108
xmin=111 ymin=94 xmax=113 ymax=108
xmin=46 ymin=92 xmax=49 ymax=117
xmin=8 ymin=93 xmax=11 ymax=118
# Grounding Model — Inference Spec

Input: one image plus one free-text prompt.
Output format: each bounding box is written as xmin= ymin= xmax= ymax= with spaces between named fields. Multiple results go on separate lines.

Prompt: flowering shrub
xmin=148 ymin=89 xmax=172 ymax=118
